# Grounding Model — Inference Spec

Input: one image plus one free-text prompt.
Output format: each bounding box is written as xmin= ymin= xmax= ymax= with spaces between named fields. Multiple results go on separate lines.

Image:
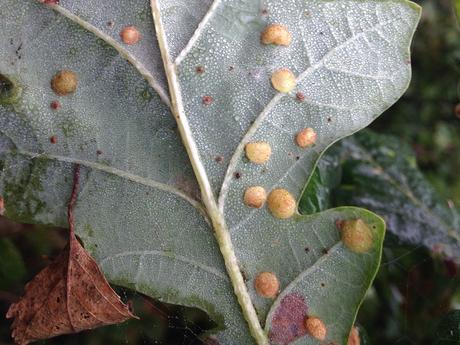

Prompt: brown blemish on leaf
xmin=269 ymin=293 xmax=308 ymax=345
xmin=51 ymin=70 xmax=78 ymax=96
xmin=215 ymin=155 xmax=224 ymax=163
xmin=96 ymin=150 xmax=103 ymax=155
xmin=50 ymin=135 xmax=57 ymax=144
xmin=261 ymin=24 xmax=292 ymax=46
xmin=196 ymin=66 xmax=205 ymax=74
xmin=120 ymin=26 xmax=141 ymax=45
xmin=304 ymin=316 xmax=327 ymax=341
xmin=234 ymin=172 xmax=242 ymax=179
xmin=6 ymin=166 xmax=136 ymax=345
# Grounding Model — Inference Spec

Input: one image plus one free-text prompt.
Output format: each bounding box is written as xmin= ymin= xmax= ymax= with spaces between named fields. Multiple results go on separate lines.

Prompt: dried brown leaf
xmin=6 ymin=166 xmax=136 ymax=344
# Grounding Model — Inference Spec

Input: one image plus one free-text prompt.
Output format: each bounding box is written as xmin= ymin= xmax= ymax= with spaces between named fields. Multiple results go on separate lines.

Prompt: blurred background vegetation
xmin=1 ymin=0 xmax=460 ymax=344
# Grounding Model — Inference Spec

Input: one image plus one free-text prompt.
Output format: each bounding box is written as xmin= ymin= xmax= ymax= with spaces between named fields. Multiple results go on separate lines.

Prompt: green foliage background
xmin=0 ymin=0 xmax=459 ymax=344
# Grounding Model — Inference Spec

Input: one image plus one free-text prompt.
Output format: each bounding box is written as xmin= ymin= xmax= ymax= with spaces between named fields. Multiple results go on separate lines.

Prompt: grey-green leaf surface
xmin=0 ymin=0 xmax=420 ymax=344
xmin=330 ymin=130 xmax=460 ymax=260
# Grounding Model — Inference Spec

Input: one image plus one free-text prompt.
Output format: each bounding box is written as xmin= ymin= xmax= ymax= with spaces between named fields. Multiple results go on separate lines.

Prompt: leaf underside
xmin=0 ymin=0 xmax=420 ymax=344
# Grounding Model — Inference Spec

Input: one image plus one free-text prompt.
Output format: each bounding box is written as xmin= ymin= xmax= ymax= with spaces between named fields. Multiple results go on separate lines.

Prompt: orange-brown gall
xmin=271 ymin=68 xmax=296 ymax=93
xmin=245 ymin=142 xmax=272 ymax=164
xmin=304 ymin=316 xmax=327 ymax=341
xmin=341 ymin=219 xmax=374 ymax=253
xmin=51 ymin=70 xmax=78 ymax=96
xmin=0 ymin=196 xmax=4 ymax=216
xmin=120 ymin=26 xmax=141 ymax=45
xmin=261 ymin=24 xmax=292 ymax=46
xmin=267 ymin=188 xmax=296 ymax=219
xmin=348 ymin=326 xmax=360 ymax=345
xmin=254 ymin=272 xmax=279 ymax=298
xmin=296 ymin=128 xmax=317 ymax=148
xmin=243 ymin=186 xmax=267 ymax=209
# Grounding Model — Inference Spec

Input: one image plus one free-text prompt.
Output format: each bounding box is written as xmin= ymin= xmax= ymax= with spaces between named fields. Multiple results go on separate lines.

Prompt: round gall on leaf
xmin=51 ymin=70 xmax=78 ymax=96
xmin=254 ymin=272 xmax=279 ymax=298
xmin=244 ymin=186 xmax=267 ymax=209
xmin=348 ymin=326 xmax=360 ymax=345
xmin=304 ymin=316 xmax=327 ymax=341
xmin=261 ymin=24 xmax=292 ymax=46
xmin=341 ymin=219 xmax=374 ymax=253
xmin=271 ymin=69 xmax=296 ymax=93
xmin=296 ymin=128 xmax=317 ymax=148
xmin=120 ymin=26 xmax=141 ymax=45
xmin=267 ymin=189 xmax=296 ymax=219
xmin=245 ymin=142 xmax=272 ymax=164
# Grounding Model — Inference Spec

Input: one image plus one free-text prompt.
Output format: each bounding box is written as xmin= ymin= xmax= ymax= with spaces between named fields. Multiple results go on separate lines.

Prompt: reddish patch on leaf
xmin=196 ymin=66 xmax=205 ymax=74
xmin=6 ymin=166 xmax=136 ymax=345
xmin=50 ymin=135 xmax=57 ymax=144
xmin=96 ymin=150 xmax=103 ymax=155
xmin=269 ymin=293 xmax=308 ymax=345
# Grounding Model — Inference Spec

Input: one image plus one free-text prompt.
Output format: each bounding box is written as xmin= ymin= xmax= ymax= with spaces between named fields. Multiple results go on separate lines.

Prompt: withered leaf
xmin=6 ymin=166 xmax=136 ymax=344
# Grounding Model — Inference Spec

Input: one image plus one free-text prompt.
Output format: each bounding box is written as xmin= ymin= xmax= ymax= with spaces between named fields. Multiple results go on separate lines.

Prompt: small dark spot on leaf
xmin=196 ymin=66 xmax=205 ymax=74
xmin=322 ymin=248 xmax=328 ymax=255
xmin=202 ymin=95 xmax=213 ymax=105
xmin=234 ymin=172 xmax=241 ymax=179
xmin=321 ymin=283 xmax=325 ymax=287
xmin=96 ymin=150 xmax=103 ymax=155
xmin=229 ymin=65 xmax=235 ymax=71
xmin=296 ymin=156 xmax=300 ymax=160
xmin=215 ymin=155 xmax=224 ymax=163
xmin=327 ymin=117 xmax=332 ymax=122
xmin=107 ymin=21 xmax=114 ymax=28
xmin=296 ymin=92 xmax=305 ymax=102
xmin=50 ymin=100 xmax=61 ymax=110
xmin=335 ymin=220 xmax=344 ymax=230
xmin=304 ymin=247 xmax=309 ymax=253
xmin=50 ymin=136 xmax=57 ymax=144
xmin=261 ymin=8 xmax=268 ymax=16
